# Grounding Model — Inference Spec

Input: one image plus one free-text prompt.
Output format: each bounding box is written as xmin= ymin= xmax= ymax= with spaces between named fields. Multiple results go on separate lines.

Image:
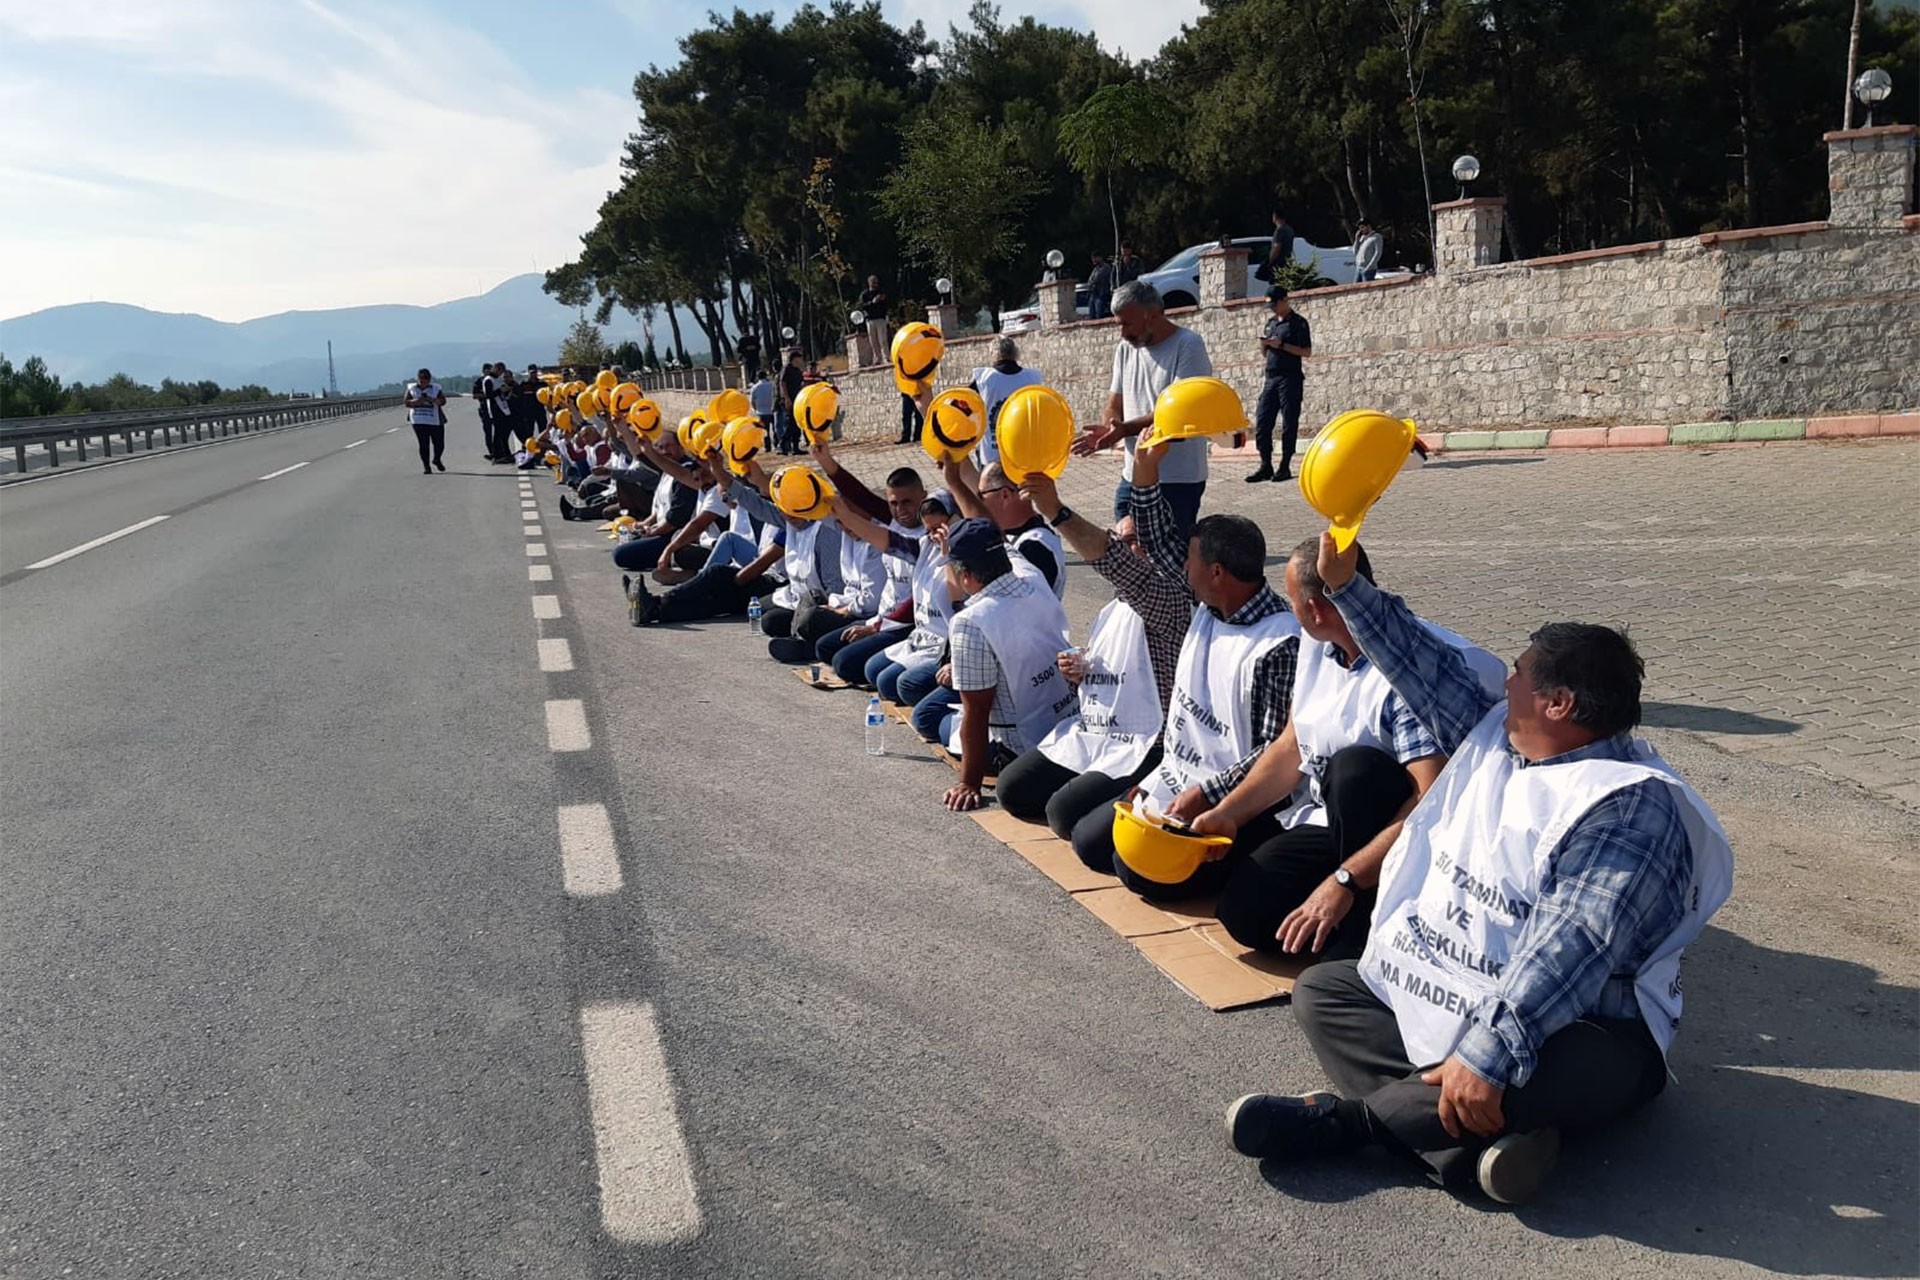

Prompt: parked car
xmin=1139 ymin=235 xmax=1362 ymax=308
xmin=998 ymin=284 xmax=1091 ymax=336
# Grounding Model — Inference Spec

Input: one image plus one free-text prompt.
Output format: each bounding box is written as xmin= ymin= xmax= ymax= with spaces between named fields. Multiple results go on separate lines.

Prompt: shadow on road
xmin=1423 ymin=456 xmax=1546 ymax=469
xmin=1642 ymin=702 xmax=1801 ymax=735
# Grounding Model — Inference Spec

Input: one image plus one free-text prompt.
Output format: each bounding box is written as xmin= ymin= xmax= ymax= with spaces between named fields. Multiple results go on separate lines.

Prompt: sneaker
xmin=1223 ymin=1092 xmax=1352 ymax=1160
xmin=1243 ymin=463 xmax=1274 ymax=483
xmin=433 ymin=460 xmax=446 ymax=472
xmin=625 ymin=574 xmax=656 ymax=627
xmin=1476 ymin=1129 xmax=1560 ymax=1205
xmin=559 ymin=495 xmax=577 ymax=521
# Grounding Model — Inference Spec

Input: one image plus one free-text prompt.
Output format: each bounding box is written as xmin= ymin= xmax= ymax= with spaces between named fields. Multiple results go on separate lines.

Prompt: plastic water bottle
xmin=864 ymin=695 xmax=887 ymax=756
xmin=747 ymin=596 xmax=764 ymax=635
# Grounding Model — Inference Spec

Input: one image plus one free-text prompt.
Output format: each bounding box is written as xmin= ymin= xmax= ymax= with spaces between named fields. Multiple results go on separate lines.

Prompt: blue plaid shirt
xmin=1328 ymin=574 xmax=1693 ymax=1089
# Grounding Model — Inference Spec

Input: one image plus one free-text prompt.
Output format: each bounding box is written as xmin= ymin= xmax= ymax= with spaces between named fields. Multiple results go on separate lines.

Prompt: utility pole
xmin=326 ymin=341 xmax=339 ymax=398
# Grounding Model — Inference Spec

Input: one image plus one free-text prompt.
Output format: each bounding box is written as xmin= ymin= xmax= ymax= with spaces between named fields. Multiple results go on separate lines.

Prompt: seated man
xmin=943 ymin=459 xmax=1066 ymax=597
xmin=612 ymin=431 xmax=698 ymax=578
xmin=809 ymin=446 xmax=928 ymax=683
xmin=1225 ymin=533 xmax=1732 ymax=1207
xmin=1202 ymin=539 xmax=1500 ymax=961
xmin=629 ymin=464 xmax=786 ymax=626
xmin=1069 ymin=441 xmax=1300 ymax=901
xmin=938 ymin=518 xmax=1075 ymax=812
xmin=766 ymin=501 xmax=882 ymax=664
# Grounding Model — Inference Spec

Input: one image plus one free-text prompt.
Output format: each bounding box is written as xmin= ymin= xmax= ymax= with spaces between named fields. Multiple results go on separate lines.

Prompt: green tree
xmin=0 ymin=353 xmax=66 ymax=418
xmin=1058 ymin=82 xmax=1181 ymax=257
xmin=880 ymin=108 xmax=1039 ymax=313
xmin=559 ymin=316 xmax=611 ymax=369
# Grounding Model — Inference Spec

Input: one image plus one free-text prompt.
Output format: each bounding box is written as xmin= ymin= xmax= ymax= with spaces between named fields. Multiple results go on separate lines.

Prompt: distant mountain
xmin=0 ymin=277 xmax=711 ymax=393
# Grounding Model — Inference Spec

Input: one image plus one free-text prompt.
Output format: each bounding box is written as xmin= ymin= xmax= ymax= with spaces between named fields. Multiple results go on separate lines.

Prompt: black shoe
xmin=423 ymin=467 xmax=432 ymax=475
xmin=766 ymin=636 xmax=812 ymax=663
xmin=433 ymin=460 xmax=446 ymax=472
xmin=559 ymin=495 xmax=577 ymax=521
xmin=1273 ymin=461 xmax=1293 ymax=482
xmin=1476 ymin=1129 xmax=1560 ymax=1205
xmin=1224 ymin=1092 xmax=1354 ymax=1160
xmin=1244 ymin=463 xmax=1274 ymax=483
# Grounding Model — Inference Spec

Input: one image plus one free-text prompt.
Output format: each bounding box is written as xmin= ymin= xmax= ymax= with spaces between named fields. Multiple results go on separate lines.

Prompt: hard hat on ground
xmin=1110 ymin=801 xmax=1232 ymax=886
xmin=722 ymin=415 xmax=767 ymax=475
xmin=995 ymin=385 xmax=1075 ymax=480
xmin=610 ymin=382 xmax=642 ymax=414
xmin=1141 ymin=376 xmax=1248 ymax=449
xmin=771 ymin=465 xmax=836 ymax=521
xmin=707 ymin=387 xmax=751 ymax=425
xmin=1297 ymin=410 xmax=1419 ymax=552
xmin=608 ymin=515 xmax=639 ymax=541
xmin=594 ymin=370 xmax=617 ymax=392
xmin=793 ymin=382 xmax=839 ymax=443
xmin=922 ymin=387 xmax=986 ymax=464
xmin=890 ymin=322 xmax=944 ymax=389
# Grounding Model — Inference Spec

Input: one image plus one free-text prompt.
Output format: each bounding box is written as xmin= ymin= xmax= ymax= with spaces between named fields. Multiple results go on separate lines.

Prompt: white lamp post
xmin=1855 ymin=68 xmax=1893 ymax=127
xmin=1451 ymin=154 xmax=1481 ymax=200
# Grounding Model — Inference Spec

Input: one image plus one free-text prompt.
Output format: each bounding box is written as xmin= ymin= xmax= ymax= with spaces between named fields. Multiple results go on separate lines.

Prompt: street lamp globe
xmin=781 ymin=326 xmax=796 ymax=341
xmin=850 ymin=309 xmax=866 ymax=327
xmin=1855 ymin=68 xmax=1894 ymax=125
xmin=1044 ymin=249 xmax=1066 ymax=270
xmin=1451 ymin=154 xmax=1481 ymax=200
xmin=935 ymin=276 xmax=953 ymax=298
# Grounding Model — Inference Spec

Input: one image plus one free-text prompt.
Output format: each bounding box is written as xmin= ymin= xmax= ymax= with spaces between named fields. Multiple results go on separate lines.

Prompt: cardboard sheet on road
xmin=968 ymin=809 xmax=1301 ymax=1010
xmin=792 ymin=666 xmax=854 ymax=690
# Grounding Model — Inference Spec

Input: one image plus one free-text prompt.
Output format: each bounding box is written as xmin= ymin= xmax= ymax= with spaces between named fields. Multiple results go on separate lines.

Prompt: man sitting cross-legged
xmin=1201 ymin=539 xmax=1503 ymax=963
xmin=1224 ymin=533 xmax=1733 ymax=1208
xmin=628 ymin=460 xmax=787 ymax=627
xmin=808 ymin=443 xmax=928 ymax=684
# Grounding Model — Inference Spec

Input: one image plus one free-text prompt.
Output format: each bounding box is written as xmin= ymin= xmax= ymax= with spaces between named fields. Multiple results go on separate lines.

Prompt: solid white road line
xmin=25 ymin=516 xmax=171 ymax=570
xmin=578 ymin=1001 xmax=703 ymax=1245
xmin=545 ymin=699 xmax=590 ymax=751
xmin=526 ymin=543 xmax=548 ymax=557
xmin=343 ymin=439 xmax=368 ymax=450
xmin=555 ymin=802 xmax=619 ymax=894
xmin=258 ymin=462 xmax=310 ymax=481
xmin=538 ymin=637 xmax=574 ymax=672
xmin=528 ymin=564 xmax=554 ymax=582
xmin=532 ymin=594 xmax=562 ymax=620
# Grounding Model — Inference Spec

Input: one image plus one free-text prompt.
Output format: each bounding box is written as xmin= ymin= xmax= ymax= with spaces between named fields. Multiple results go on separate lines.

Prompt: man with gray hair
xmin=968 ymin=336 xmax=1045 ymax=467
xmin=1071 ymin=280 xmax=1215 ymax=542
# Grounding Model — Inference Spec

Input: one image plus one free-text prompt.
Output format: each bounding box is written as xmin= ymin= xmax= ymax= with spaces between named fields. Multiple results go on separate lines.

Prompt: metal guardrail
xmin=0 ymin=394 xmax=393 ymax=472
xmin=639 ymin=366 xmax=742 ymax=394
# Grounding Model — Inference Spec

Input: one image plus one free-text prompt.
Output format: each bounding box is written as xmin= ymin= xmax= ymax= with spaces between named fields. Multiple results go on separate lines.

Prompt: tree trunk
xmin=1843 ymin=0 xmax=1864 ymax=128
xmin=1736 ymin=24 xmax=1758 ymax=225
xmin=663 ymin=304 xmax=689 ymax=365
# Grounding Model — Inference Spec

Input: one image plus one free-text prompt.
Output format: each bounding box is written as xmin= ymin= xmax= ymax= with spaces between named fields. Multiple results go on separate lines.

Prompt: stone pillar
xmin=1824 ymin=125 xmax=1918 ymax=225
xmin=927 ymin=301 xmax=960 ymax=337
xmin=1199 ymin=244 xmax=1250 ymax=306
xmin=1037 ymin=277 xmax=1079 ymax=329
xmin=846 ymin=329 xmax=876 ymax=370
xmin=1432 ymin=197 xmax=1508 ymax=273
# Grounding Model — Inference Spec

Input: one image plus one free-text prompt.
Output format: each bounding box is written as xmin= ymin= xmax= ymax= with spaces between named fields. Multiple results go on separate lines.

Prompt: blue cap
xmin=945 ymin=517 xmax=1003 ymax=565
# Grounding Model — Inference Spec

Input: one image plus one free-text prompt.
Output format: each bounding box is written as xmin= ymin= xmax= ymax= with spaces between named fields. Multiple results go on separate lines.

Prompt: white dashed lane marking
xmin=528 ymin=564 xmax=553 ymax=581
xmin=555 ymin=802 xmax=620 ymax=894
xmin=343 ymin=439 xmax=367 ymax=450
xmin=258 ymin=462 xmax=309 ymax=481
xmin=578 ymin=1001 xmax=703 ymax=1245
xmin=526 ymin=543 xmax=548 ymax=557
xmin=384 ymin=426 xmax=400 ymax=434
xmin=25 ymin=516 xmax=171 ymax=570
xmin=532 ymin=594 xmax=562 ymax=620
xmin=538 ymin=637 xmax=574 ymax=671
xmin=545 ymin=699 xmax=590 ymax=752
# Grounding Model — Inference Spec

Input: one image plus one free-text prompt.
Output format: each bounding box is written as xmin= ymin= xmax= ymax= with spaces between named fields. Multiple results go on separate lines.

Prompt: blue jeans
xmin=872 ymin=652 xmax=937 ymax=703
xmin=1114 ymin=480 xmax=1206 ymax=545
xmin=824 ymin=626 xmax=909 ymax=684
xmin=904 ymin=666 xmax=957 ymax=742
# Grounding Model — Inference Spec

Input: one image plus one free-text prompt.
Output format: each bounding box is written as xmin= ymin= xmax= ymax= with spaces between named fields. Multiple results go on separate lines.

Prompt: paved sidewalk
xmin=850 ymin=435 xmax=1920 ymax=811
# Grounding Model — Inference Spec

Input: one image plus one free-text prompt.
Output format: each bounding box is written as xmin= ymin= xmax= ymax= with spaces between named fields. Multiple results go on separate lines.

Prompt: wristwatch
xmin=1332 ymin=867 xmax=1356 ymax=894
xmin=1048 ymin=504 xmax=1075 ymax=529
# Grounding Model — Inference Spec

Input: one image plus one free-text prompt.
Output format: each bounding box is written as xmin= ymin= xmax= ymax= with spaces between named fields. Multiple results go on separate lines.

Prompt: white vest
xmin=882 ymin=535 xmax=952 ymax=663
xmin=1282 ymin=623 xmax=1505 ymax=830
xmin=1010 ymin=522 xmax=1066 ymax=598
xmin=1037 ymin=599 xmax=1162 ymax=777
xmin=1141 ymin=605 xmax=1300 ymax=811
xmin=830 ymin=533 xmax=884 ymax=616
xmin=945 ymin=581 xmax=1074 ymax=755
xmin=777 ymin=520 xmax=825 ymax=608
xmin=648 ymin=469 xmax=678 ymax=524
xmin=970 ymin=366 xmax=1047 ymax=466
xmin=1361 ymin=710 xmax=1734 ymax=1068
xmin=407 ymin=383 xmax=442 ymax=425
xmin=872 ymin=520 xmax=918 ymax=620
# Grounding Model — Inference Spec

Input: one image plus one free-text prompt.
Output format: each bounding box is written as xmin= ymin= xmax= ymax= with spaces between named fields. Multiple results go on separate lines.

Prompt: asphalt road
xmin=3 ymin=402 xmax=1914 ymax=1279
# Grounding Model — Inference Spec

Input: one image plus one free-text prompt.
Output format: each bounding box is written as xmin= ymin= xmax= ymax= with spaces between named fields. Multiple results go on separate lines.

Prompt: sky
xmin=0 ymin=0 xmax=1202 ymax=324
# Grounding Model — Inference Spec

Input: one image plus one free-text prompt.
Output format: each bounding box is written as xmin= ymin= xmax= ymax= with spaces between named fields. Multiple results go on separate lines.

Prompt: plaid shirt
xmin=1127 ymin=483 xmax=1298 ymax=804
xmin=1329 ymin=574 xmax=1694 ymax=1089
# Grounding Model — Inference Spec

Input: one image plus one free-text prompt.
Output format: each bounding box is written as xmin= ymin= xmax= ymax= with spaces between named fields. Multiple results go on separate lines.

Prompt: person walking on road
xmin=1248 ymin=287 xmax=1312 ymax=483
xmin=404 ymin=368 xmax=447 ymax=474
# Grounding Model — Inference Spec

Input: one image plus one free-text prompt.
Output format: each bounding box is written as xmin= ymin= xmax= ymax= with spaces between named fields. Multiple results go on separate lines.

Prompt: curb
xmin=1421 ymin=411 xmax=1919 ymax=455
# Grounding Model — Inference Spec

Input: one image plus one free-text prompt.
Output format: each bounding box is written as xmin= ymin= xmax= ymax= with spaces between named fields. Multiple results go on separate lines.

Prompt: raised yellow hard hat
xmin=575 ymin=388 xmax=603 ymax=420
xmin=707 ymin=387 xmax=751 ymax=425
xmin=626 ymin=399 xmax=663 ymax=438
xmin=535 ymin=386 xmax=552 ymax=407
xmin=594 ymin=369 xmax=617 ymax=392
xmin=1298 ymin=410 xmax=1418 ymax=552
xmin=675 ymin=411 xmax=712 ymax=455
xmin=1110 ymin=802 xmax=1232 ymax=886
xmin=610 ymin=382 xmax=642 ymax=414
xmin=922 ymin=387 xmax=986 ymax=463
xmin=1141 ymin=376 xmax=1248 ymax=448
xmin=690 ymin=415 xmax=726 ymax=458
xmin=771 ymin=464 xmax=837 ymax=521
xmin=995 ymin=384 xmax=1075 ymax=480
xmin=793 ymin=382 xmax=839 ymax=443
xmin=721 ymin=414 xmax=767 ymax=475
xmin=890 ymin=322 xmax=944 ymax=387
xmin=552 ymin=407 xmax=575 ymax=434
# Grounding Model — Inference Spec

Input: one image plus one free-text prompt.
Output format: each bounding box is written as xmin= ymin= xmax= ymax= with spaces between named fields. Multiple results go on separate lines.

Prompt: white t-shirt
xmin=1111 ymin=327 xmax=1212 ymax=484
xmin=406 ymin=382 xmax=443 ymax=425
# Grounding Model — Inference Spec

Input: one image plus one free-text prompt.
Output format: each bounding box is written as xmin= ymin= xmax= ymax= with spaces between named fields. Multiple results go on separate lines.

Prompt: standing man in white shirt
xmin=402 ymin=368 xmax=446 ymax=474
xmin=1353 ymin=219 xmax=1384 ymax=282
xmin=1069 ymin=281 xmax=1214 ymax=542
xmin=967 ymin=336 xmax=1044 ymax=467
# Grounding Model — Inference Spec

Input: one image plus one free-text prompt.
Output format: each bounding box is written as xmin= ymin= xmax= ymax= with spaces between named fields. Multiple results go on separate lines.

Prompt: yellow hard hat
xmin=608 ymin=515 xmax=639 ymax=541
xmin=1141 ymin=376 xmax=1248 ymax=448
xmin=995 ymin=385 xmax=1075 ymax=480
xmin=1297 ymin=410 xmax=1419 ymax=552
xmin=675 ymin=412 xmax=711 ymax=455
xmin=793 ymin=382 xmax=839 ymax=443
xmin=707 ymin=387 xmax=751 ymax=425
xmin=922 ymin=387 xmax=986 ymax=464
xmin=690 ymin=416 xmax=725 ymax=458
xmin=535 ymin=386 xmax=552 ymax=407
xmin=721 ymin=414 xmax=767 ymax=475
xmin=771 ymin=464 xmax=837 ymax=521
xmin=540 ymin=372 xmax=560 ymax=384
xmin=890 ymin=322 xmax=944 ymax=386
xmin=595 ymin=369 xmax=617 ymax=392
xmin=610 ymin=382 xmax=642 ymax=414
xmin=543 ymin=451 xmax=562 ymax=466
xmin=552 ymin=407 xmax=575 ymax=434
xmin=626 ymin=398 xmax=663 ymax=439
xmin=575 ymin=388 xmax=602 ymax=419
xmin=1110 ymin=802 xmax=1232 ymax=886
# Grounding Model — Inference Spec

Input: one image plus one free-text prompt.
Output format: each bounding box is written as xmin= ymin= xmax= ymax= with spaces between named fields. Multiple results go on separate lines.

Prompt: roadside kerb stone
xmin=1808 ymin=415 xmax=1881 ymax=438
xmin=1606 ymin=424 xmax=1672 ymax=447
xmin=1671 ymin=421 xmax=1737 ymax=445
xmin=1734 ymin=418 xmax=1807 ymax=442
xmin=1547 ymin=426 xmax=1610 ymax=448
xmin=1441 ymin=430 xmax=1498 ymax=451
xmin=1493 ymin=428 xmax=1551 ymax=449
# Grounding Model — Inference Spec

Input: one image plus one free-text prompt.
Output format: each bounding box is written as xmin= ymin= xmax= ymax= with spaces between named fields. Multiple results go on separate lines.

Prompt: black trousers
xmin=1073 ymin=802 xmax=1285 ymax=902
xmin=995 ymin=745 xmax=1161 ymax=840
xmin=899 ymin=393 xmax=922 ymax=443
xmin=761 ymin=605 xmax=797 ymax=642
xmin=768 ymin=605 xmax=859 ymax=662
xmin=411 ymin=422 xmax=444 ymax=468
xmin=1214 ymin=745 xmax=1414 ymax=959
xmin=1254 ymin=375 xmax=1304 ymax=464
xmin=658 ymin=571 xmax=774 ymax=625
xmin=1293 ymin=960 xmax=1669 ymax=1189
